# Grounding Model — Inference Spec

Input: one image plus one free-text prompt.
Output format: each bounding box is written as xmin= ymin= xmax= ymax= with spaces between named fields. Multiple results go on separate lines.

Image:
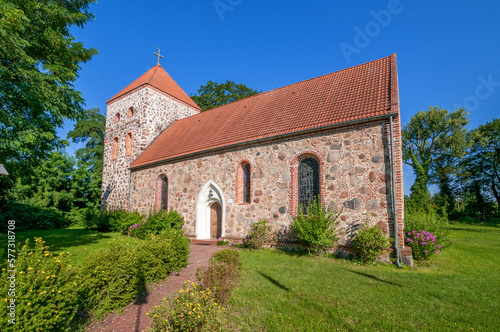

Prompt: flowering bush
xmin=405 ymin=230 xmax=442 ymax=261
xmin=0 ymin=238 xmax=79 ymax=331
xmin=217 ymin=237 xmax=229 ymax=246
xmin=147 ymin=282 xmax=226 ymax=332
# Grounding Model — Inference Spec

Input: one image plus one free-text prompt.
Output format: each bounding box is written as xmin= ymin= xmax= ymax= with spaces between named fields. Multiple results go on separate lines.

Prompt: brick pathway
xmin=87 ymin=240 xmax=222 ymax=332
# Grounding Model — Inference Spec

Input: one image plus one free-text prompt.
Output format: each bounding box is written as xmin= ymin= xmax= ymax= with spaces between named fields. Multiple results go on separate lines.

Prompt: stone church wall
xmin=129 ymin=117 xmax=405 ymax=246
xmin=101 ymin=87 xmax=199 ymax=210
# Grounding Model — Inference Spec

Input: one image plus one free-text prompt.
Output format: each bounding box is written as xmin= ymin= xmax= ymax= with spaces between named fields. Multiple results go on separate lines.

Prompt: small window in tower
xmin=114 ymin=113 xmax=120 ymax=124
xmin=125 ymin=132 xmax=132 ymax=156
xmin=112 ymin=137 xmax=118 ymax=160
xmin=128 ymin=106 xmax=135 ymax=118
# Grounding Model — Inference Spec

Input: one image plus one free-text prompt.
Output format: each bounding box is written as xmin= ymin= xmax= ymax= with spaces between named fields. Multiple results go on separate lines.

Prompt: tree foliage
xmin=457 ymin=118 xmax=500 ymax=217
xmin=402 ymin=106 xmax=469 ymax=210
xmin=190 ymin=80 xmax=260 ymax=111
xmin=0 ymin=0 xmax=97 ymax=171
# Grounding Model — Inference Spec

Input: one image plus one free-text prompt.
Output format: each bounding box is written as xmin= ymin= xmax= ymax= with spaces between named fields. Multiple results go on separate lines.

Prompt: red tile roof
xmin=107 ymin=65 xmax=200 ymax=110
xmin=131 ymin=54 xmax=399 ymax=169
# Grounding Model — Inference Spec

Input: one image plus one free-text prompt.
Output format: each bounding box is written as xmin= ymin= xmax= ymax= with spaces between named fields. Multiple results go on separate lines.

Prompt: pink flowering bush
xmin=405 ymin=230 xmax=442 ymax=261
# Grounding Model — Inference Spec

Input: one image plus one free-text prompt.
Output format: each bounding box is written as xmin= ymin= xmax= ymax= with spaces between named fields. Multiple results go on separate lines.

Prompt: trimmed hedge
xmin=139 ymin=229 xmax=190 ymax=283
xmin=78 ymin=240 xmax=144 ymax=319
xmin=0 ymin=229 xmax=191 ymax=330
xmin=130 ymin=209 xmax=184 ymax=239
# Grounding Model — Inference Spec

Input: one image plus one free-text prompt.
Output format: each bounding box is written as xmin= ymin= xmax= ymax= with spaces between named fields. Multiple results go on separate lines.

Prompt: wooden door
xmin=210 ymin=202 xmax=222 ymax=239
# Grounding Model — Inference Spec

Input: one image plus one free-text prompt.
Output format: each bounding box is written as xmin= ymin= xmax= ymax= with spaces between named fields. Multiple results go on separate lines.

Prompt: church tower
xmin=101 ymin=60 xmax=200 ymax=210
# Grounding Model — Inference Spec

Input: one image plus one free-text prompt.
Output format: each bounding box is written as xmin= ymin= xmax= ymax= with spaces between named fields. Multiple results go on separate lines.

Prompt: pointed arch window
xmin=242 ymin=163 xmax=251 ymax=203
xmin=114 ymin=113 xmax=120 ymax=123
xmin=298 ymin=157 xmax=320 ymax=212
xmin=155 ymin=175 xmax=168 ymax=210
xmin=125 ymin=132 xmax=132 ymax=156
xmin=112 ymin=137 xmax=118 ymax=160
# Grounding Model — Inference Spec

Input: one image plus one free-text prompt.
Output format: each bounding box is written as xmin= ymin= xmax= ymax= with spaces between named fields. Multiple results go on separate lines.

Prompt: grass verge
xmin=0 ymin=225 xmax=143 ymax=265
xmin=226 ymin=224 xmax=500 ymax=331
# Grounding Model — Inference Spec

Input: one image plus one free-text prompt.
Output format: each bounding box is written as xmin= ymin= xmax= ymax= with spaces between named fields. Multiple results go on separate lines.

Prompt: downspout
xmin=389 ymin=115 xmax=402 ymax=268
xmin=127 ymin=168 xmax=131 ymax=212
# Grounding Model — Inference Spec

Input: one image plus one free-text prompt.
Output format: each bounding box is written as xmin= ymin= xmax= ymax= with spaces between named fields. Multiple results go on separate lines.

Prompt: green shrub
xmin=404 ymin=210 xmax=450 ymax=248
xmin=147 ymin=282 xmax=226 ymax=332
xmin=78 ymin=240 xmax=144 ymax=319
xmin=0 ymin=202 xmax=69 ymax=232
xmin=196 ymin=249 xmax=242 ymax=304
xmin=242 ymin=219 xmax=272 ymax=249
xmin=0 ymin=238 xmax=79 ymax=331
xmin=132 ymin=209 xmax=184 ymax=239
xmin=291 ymin=198 xmax=341 ymax=255
xmin=139 ymin=229 xmax=190 ymax=283
xmin=353 ymin=218 xmax=392 ymax=263
xmin=83 ymin=209 xmax=144 ymax=233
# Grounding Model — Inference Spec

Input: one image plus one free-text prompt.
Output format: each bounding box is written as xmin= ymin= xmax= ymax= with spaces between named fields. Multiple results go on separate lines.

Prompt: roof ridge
xmin=200 ymin=54 xmax=393 ymax=114
xmin=130 ymin=54 xmax=396 ymax=168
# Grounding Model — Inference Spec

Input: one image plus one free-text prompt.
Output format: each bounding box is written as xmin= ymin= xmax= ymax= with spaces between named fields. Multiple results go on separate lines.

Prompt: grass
xmin=0 ymin=225 xmax=143 ymax=265
xmin=226 ymin=224 xmax=500 ymax=331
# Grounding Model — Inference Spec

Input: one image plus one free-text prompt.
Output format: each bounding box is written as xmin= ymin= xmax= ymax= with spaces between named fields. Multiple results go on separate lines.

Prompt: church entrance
xmin=196 ymin=181 xmax=225 ymax=240
xmin=210 ymin=202 xmax=222 ymax=239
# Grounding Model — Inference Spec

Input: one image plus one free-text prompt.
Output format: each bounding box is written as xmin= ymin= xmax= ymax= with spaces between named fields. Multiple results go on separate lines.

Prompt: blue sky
xmin=62 ymin=0 xmax=500 ymax=195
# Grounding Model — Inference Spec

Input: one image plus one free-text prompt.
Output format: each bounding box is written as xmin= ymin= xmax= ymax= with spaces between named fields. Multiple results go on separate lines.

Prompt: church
xmin=101 ymin=54 xmax=409 ymax=261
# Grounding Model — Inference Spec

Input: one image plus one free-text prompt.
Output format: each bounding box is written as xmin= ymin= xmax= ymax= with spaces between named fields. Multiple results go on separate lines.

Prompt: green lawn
xmin=226 ymin=224 xmax=500 ymax=331
xmin=0 ymin=226 xmax=143 ymax=265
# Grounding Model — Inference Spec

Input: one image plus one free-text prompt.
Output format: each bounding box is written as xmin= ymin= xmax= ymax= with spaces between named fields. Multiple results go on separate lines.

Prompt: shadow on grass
xmin=258 ymin=271 xmax=290 ymax=291
xmin=256 ymin=271 xmax=339 ymax=321
xmin=2 ymin=228 xmax=113 ymax=254
xmin=345 ymin=270 xmax=403 ymax=288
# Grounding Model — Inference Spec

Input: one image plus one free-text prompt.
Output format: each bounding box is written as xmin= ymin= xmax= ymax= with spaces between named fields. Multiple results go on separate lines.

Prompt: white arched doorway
xmin=196 ymin=181 xmax=226 ymax=240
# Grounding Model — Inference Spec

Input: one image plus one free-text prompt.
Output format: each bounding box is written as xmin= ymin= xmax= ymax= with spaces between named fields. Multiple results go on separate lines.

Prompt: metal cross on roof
xmin=154 ymin=47 xmax=164 ymax=66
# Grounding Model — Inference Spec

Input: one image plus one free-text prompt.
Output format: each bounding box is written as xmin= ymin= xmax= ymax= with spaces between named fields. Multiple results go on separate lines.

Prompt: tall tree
xmin=402 ymin=106 xmax=469 ymax=210
xmin=0 ymin=0 xmax=97 ymax=175
xmin=67 ymin=108 xmax=105 ymax=209
xmin=9 ymin=149 xmax=76 ymax=212
xmin=458 ymin=118 xmax=500 ymax=217
xmin=191 ymin=80 xmax=260 ymax=111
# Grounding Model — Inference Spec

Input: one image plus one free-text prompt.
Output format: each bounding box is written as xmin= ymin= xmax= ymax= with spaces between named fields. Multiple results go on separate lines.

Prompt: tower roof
xmin=131 ymin=54 xmax=400 ymax=169
xmin=106 ymin=65 xmax=200 ymax=110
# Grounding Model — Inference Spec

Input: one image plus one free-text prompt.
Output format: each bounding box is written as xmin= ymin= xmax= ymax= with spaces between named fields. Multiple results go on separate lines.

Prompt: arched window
xmin=114 ymin=113 xmax=120 ymax=123
xmin=298 ymin=158 xmax=320 ymax=211
xmin=155 ymin=175 xmax=168 ymax=210
xmin=125 ymin=132 xmax=132 ymax=156
xmin=112 ymin=137 xmax=118 ymax=160
xmin=242 ymin=163 xmax=251 ymax=203
xmin=128 ymin=106 xmax=134 ymax=118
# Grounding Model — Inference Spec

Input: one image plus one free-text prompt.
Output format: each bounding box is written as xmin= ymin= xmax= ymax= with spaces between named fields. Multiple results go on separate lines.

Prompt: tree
xmin=457 ymin=118 xmax=500 ymax=217
xmin=190 ymin=80 xmax=260 ymax=111
xmin=0 ymin=0 xmax=98 ymax=174
xmin=9 ymin=149 xmax=76 ymax=212
xmin=402 ymin=107 xmax=469 ymax=210
xmin=67 ymin=108 xmax=105 ymax=209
